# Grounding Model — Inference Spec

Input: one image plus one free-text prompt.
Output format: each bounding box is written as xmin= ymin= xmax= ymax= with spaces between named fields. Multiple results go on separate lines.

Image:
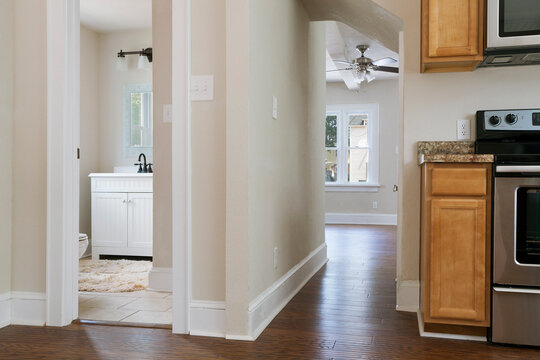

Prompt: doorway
xmin=45 ymin=0 xmax=190 ymax=332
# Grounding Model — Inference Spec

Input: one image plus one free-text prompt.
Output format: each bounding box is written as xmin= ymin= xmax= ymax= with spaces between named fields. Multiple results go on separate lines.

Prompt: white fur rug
xmin=79 ymin=259 xmax=152 ymax=293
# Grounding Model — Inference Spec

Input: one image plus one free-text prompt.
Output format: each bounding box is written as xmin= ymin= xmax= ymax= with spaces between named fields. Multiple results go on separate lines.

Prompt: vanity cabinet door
xmin=127 ymin=192 xmax=153 ymax=251
xmin=91 ymin=192 xmax=128 ymax=248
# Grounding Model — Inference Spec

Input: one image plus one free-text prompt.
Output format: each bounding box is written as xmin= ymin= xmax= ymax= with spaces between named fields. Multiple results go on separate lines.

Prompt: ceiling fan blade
xmin=375 ymin=65 xmax=399 ymax=73
xmin=326 ymin=68 xmax=353 ymax=73
xmin=373 ymin=57 xmax=398 ymax=66
xmin=333 ymin=60 xmax=354 ymax=65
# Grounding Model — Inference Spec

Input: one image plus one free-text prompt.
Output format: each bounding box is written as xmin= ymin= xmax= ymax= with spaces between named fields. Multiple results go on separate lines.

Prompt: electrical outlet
xmin=457 ymin=119 xmax=471 ymax=140
xmin=274 ymin=247 xmax=278 ymax=269
xmin=372 ymin=201 xmax=378 ymax=209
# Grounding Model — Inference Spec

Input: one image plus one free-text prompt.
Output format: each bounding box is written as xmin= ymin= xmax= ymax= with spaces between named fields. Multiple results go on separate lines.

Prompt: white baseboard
xmin=0 ymin=292 xmax=10 ymax=328
xmin=148 ymin=267 xmax=172 ymax=292
xmin=11 ymin=292 xmax=46 ymax=326
xmin=246 ymin=242 xmax=328 ymax=341
xmin=190 ymin=301 xmax=226 ymax=338
xmin=396 ymin=280 xmax=419 ymax=312
xmin=417 ymin=310 xmax=486 ymax=342
xmin=325 ymin=213 xmax=397 ymax=225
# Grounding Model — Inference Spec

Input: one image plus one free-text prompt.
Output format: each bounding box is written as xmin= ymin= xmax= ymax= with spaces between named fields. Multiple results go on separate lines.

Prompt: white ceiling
xmin=80 ymin=0 xmax=152 ymax=33
xmin=326 ymin=21 xmax=399 ymax=89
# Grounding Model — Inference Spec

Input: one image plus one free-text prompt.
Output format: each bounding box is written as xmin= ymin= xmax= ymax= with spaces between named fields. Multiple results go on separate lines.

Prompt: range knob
xmin=489 ymin=115 xmax=501 ymax=127
xmin=505 ymin=113 xmax=517 ymax=125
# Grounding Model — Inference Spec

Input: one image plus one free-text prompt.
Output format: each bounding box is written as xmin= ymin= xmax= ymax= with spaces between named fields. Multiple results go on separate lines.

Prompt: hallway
xmin=0 ymin=226 xmax=537 ymax=359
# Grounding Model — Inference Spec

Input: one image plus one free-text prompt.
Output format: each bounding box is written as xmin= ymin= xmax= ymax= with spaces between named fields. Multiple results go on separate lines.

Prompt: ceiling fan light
xmin=366 ymin=70 xmax=375 ymax=83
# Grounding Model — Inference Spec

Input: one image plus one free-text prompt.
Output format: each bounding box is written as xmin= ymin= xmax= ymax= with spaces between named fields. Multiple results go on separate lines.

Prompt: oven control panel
xmin=480 ymin=109 xmax=540 ymax=131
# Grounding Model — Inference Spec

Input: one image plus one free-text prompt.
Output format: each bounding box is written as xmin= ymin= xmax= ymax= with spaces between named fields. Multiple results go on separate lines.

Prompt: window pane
xmin=348 ymin=114 xmax=368 ymax=147
xmin=325 ymin=150 xmax=338 ymax=182
xmin=348 ymin=149 xmax=369 ymax=182
xmin=131 ymin=93 xmax=142 ymax=126
xmin=325 ymin=115 xmax=338 ymax=147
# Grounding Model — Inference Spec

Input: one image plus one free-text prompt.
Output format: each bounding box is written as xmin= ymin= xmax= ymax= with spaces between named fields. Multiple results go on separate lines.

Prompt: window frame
xmin=325 ymin=104 xmax=380 ymax=192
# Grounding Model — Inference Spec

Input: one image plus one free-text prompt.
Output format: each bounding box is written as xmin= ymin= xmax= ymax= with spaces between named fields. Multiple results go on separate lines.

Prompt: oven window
xmin=500 ymin=0 xmax=540 ymax=37
xmin=516 ymin=187 xmax=540 ymax=265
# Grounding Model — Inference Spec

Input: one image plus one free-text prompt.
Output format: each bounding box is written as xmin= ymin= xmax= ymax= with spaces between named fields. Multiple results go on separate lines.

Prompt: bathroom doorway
xmin=77 ymin=0 xmax=171 ymax=326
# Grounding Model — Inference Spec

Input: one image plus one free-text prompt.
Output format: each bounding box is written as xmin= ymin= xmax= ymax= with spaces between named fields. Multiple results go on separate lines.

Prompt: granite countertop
xmin=417 ymin=141 xmax=494 ymax=165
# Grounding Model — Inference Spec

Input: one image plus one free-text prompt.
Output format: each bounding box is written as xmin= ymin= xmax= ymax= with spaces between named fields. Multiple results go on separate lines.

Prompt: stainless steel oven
xmin=477 ymin=109 xmax=540 ymax=347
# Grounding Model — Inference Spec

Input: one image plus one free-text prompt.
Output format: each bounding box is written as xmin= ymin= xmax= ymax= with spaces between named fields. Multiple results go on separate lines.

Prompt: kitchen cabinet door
xmin=91 ymin=192 xmax=128 ymax=248
xmin=421 ymin=0 xmax=484 ymax=72
xmin=127 ymin=192 xmax=153 ymax=250
xmin=427 ymin=198 xmax=489 ymax=325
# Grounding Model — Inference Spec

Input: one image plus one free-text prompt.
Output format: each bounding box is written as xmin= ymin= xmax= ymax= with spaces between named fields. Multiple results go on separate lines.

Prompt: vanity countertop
xmin=417 ymin=141 xmax=494 ymax=165
xmin=88 ymin=173 xmax=153 ymax=178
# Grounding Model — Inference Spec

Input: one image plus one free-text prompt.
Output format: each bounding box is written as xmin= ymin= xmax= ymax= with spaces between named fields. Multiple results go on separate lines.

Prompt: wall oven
xmin=476 ymin=109 xmax=540 ymax=347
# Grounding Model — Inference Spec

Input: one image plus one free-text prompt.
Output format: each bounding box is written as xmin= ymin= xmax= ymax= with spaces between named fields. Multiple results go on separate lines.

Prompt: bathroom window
xmin=123 ymin=84 xmax=153 ymax=158
xmin=325 ymin=104 xmax=379 ymax=192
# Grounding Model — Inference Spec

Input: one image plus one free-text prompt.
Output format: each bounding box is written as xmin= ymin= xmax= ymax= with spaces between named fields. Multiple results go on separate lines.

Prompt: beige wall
xmin=97 ymin=29 xmax=152 ymax=172
xmin=151 ymin=0 xmax=173 ymax=270
xmin=12 ymin=0 xmax=47 ymax=293
xmin=191 ymin=0 xmax=226 ymax=300
xmin=248 ymin=0 xmax=326 ymax=303
xmin=80 ymin=25 xmax=100 ymax=238
xmin=0 ymin=0 xmax=14 ymax=294
xmin=325 ymin=80 xmax=398 ymax=215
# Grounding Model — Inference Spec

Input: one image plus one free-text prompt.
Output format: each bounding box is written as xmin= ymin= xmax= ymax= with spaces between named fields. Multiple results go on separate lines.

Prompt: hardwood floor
xmin=1 ymin=225 xmax=538 ymax=359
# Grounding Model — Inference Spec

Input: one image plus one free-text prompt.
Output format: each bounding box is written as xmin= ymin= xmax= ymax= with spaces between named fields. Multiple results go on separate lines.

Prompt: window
xmin=325 ymin=104 xmax=379 ymax=191
xmin=123 ymin=83 xmax=153 ymax=158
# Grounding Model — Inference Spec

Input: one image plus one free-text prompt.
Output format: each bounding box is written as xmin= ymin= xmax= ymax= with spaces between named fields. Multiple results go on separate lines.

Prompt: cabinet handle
xmin=128 ymin=200 xmax=133 ymax=204
xmin=122 ymin=200 xmax=126 ymax=203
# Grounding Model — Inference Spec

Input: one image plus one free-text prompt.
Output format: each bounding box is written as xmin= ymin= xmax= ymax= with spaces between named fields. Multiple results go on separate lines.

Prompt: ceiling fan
xmin=328 ymin=45 xmax=399 ymax=84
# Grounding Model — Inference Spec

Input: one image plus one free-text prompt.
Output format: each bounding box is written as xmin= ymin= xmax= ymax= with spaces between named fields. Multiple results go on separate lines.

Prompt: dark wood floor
xmin=1 ymin=225 xmax=538 ymax=359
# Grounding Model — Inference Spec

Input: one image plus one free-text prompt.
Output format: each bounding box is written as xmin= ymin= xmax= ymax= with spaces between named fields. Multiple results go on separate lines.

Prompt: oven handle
xmin=493 ymin=287 xmax=540 ymax=295
xmin=496 ymin=165 xmax=540 ymax=173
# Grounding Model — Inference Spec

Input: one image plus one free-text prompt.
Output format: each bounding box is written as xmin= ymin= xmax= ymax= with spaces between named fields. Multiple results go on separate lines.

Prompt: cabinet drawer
xmin=430 ymin=167 xmax=487 ymax=196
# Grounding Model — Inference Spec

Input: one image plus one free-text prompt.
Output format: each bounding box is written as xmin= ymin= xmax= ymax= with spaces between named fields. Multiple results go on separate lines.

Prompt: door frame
xmin=45 ymin=0 xmax=192 ymax=332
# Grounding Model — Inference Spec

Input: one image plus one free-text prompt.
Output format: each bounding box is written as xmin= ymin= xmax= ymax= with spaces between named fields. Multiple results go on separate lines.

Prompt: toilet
xmin=79 ymin=233 xmax=89 ymax=259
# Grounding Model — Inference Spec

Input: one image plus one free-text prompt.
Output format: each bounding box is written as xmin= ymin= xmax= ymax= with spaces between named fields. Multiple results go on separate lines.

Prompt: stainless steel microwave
xmin=479 ymin=0 xmax=540 ymax=67
xmin=487 ymin=0 xmax=540 ymax=49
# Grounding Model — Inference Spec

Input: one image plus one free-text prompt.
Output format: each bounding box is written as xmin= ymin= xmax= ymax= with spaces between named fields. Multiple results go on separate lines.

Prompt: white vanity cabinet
xmin=89 ymin=174 xmax=153 ymax=260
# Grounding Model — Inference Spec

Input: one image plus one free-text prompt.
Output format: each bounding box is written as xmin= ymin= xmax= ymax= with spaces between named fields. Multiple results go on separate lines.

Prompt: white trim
xmin=325 ymin=213 xmax=397 ymax=225
xmin=417 ymin=310 xmax=487 ymax=342
xmin=0 ymin=293 xmax=10 ymax=328
xmin=325 ymin=184 xmax=380 ymax=192
xmin=172 ymin=0 xmax=191 ymax=334
xmin=246 ymin=243 xmax=328 ymax=341
xmin=46 ymin=0 xmax=80 ymax=327
xmin=148 ymin=267 xmax=173 ymax=292
xmin=395 ymin=280 xmax=419 ymax=312
xmin=190 ymin=301 xmax=226 ymax=338
xmin=11 ymin=292 xmax=47 ymax=327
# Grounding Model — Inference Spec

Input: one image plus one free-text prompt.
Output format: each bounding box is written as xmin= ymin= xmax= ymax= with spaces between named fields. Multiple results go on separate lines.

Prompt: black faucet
xmin=135 ymin=153 xmax=148 ymax=173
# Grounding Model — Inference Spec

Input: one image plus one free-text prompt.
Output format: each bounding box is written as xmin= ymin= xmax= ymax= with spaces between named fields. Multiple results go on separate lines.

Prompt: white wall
xmin=97 ymin=29 xmax=152 ymax=172
xmin=80 ymin=25 xmax=100 ymax=238
xmin=247 ymin=0 xmax=326 ymax=302
xmin=191 ymin=0 xmax=226 ymax=301
xmin=152 ymin=0 xmax=173 ymax=271
xmin=12 ymin=0 xmax=47 ymax=293
xmin=325 ymin=80 xmax=398 ymax=216
xmin=0 ymin=0 xmax=14 ymax=295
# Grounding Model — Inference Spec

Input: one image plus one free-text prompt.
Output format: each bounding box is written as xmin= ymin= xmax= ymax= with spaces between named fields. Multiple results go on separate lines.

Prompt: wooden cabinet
xmin=421 ymin=0 xmax=484 ymax=73
xmin=420 ymin=163 xmax=491 ymax=329
xmin=90 ymin=174 xmax=153 ymax=260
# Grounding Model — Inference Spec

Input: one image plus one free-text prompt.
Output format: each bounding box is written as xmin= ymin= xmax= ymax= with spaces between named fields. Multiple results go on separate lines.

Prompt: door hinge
xmin=77 ymin=148 xmax=80 ymax=159
xmin=393 ymin=185 xmax=398 ymax=192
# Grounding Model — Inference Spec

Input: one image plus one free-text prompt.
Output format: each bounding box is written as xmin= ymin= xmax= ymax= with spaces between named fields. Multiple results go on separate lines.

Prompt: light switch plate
xmin=191 ymin=75 xmax=214 ymax=101
xmin=272 ymin=96 xmax=278 ymax=119
xmin=163 ymin=104 xmax=172 ymax=123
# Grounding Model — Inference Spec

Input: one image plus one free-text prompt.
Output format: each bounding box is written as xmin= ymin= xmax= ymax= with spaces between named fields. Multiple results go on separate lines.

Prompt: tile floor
xmin=79 ymin=290 xmax=172 ymax=325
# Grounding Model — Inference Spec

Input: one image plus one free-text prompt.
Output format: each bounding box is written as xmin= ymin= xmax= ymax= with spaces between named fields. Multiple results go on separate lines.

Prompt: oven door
xmin=487 ymin=0 xmax=540 ymax=49
xmin=494 ymin=175 xmax=540 ymax=287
